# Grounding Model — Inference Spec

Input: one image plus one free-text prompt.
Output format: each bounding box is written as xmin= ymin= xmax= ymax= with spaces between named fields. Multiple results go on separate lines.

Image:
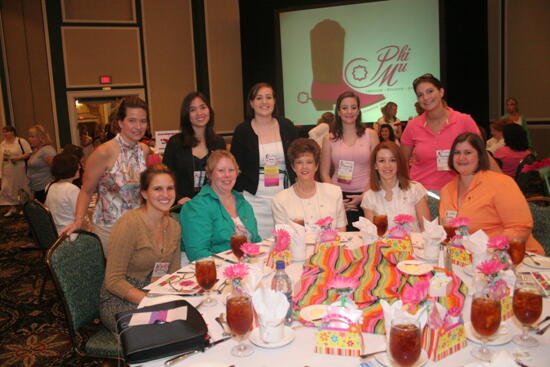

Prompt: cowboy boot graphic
xmin=309 ymin=19 xmax=384 ymax=111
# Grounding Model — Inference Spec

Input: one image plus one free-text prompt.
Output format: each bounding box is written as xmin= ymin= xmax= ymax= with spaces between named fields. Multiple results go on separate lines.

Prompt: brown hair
xmin=287 ymin=138 xmax=321 ymax=167
xmin=381 ymin=102 xmax=397 ymax=122
xmin=246 ymin=82 xmax=277 ymax=118
xmin=448 ymin=133 xmax=489 ymax=173
xmin=205 ymin=150 xmax=239 ymax=179
xmin=140 ymin=164 xmax=175 ymax=193
xmin=332 ymin=91 xmax=365 ymax=140
xmin=412 ymin=73 xmax=443 ymax=94
xmin=116 ymin=96 xmax=149 ymax=122
xmin=490 ymin=118 xmax=512 ymax=132
xmin=317 ymin=112 xmax=334 ymax=126
xmin=369 ymin=141 xmax=410 ymax=191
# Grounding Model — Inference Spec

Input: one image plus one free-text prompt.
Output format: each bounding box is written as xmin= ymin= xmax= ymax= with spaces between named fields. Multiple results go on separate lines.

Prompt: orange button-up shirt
xmin=439 ymin=170 xmax=543 ymax=254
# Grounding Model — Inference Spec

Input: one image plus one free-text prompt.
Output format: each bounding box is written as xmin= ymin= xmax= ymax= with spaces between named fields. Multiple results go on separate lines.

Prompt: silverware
xmin=164 ymin=336 xmax=231 ymax=366
xmin=537 ymin=322 xmax=550 ymax=335
xmin=525 ymin=252 xmax=541 ymax=266
xmin=359 ymin=350 xmax=385 ymax=360
xmin=215 ymin=313 xmax=231 ymax=336
xmin=536 ymin=315 xmax=550 ymax=327
xmin=215 ymin=279 xmax=229 ymax=294
xmin=212 ymin=253 xmax=236 ymax=264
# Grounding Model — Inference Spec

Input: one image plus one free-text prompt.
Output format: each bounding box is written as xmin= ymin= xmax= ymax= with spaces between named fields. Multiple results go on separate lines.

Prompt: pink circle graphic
xmin=344 ymin=58 xmax=370 ymax=88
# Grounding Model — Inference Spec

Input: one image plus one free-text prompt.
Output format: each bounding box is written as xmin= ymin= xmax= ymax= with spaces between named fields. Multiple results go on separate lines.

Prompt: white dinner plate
xmin=375 ymin=350 xmax=428 ymax=367
xmin=462 ymin=265 xmax=474 ymax=277
xmin=300 ymin=304 xmax=329 ymax=322
xmin=413 ymin=248 xmax=438 ymax=263
xmin=250 ymin=326 xmax=296 ymax=348
xmin=465 ymin=321 xmax=513 ymax=346
xmin=397 ymin=260 xmax=433 ymax=275
xmin=523 ymin=253 xmax=550 ymax=270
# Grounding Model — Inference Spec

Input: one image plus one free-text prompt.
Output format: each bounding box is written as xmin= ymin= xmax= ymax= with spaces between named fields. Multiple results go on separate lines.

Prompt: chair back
xmin=46 ymin=231 xmax=106 ymax=335
xmin=515 ymin=153 xmax=541 ymax=195
xmin=426 ymin=194 xmax=439 ymax=220
xmin=23 ymin=199 xmax=58 ymax=250
xmin=528 ymin=198 xmax=550 ymax=256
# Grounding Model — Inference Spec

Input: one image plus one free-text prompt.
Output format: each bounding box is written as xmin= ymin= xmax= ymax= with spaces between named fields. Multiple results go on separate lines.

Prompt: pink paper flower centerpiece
xmin=272 ymin=229 xmax=290 ymax=252
xmin=329 ymin=275 xmax=359 ymax=307
xmin=223 ymin=263 xmax=249 ymax=281
xmin=316 ymin=216 xmax=334 ymax=229
xmin=394 ymin=214 xmax=415 ymax=225
xmin=487 ymin=235 xmax=509 ymax=250
xmin=449 ymin=217 xmax=470 ymax=228
xmin=401 ymin=279 xmax=430 ymax=308
xmin=241 ymin=242 xmax=261 ymax=256
xmin=476 ymin=259 xmax=507 ymax=276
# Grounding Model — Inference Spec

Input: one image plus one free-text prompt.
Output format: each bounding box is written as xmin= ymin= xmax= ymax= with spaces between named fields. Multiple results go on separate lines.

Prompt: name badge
xmin=337 ymin=160 xmax=354 ymax=184
xmin=436 ymin=149 xmax=450 ymax=171
xmin=264 ymin=154 xmax=280 ymax=187
xmin=445 ymin=210 xmax=458 ymax=223
xmin=152 ymin=262 xmax=170 ymax=282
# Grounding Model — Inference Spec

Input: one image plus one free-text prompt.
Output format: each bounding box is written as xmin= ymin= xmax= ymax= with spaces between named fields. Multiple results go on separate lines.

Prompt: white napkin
xmin=463 ymin=229 xmax=489 ymax=254
xmin=252 ymin=287 xmax=289 ymax=342
xmin=380 ymin=299 xmax=428 ymax=332
xmin=276 ymin=223 xmax=306 ymax=261
xmin=242 ymin=264 xmax=263 ymax=295
xmin=421 ymin=218 xmax=447 ymax=244
xmin=352 ymin=217 xmax=378 ymax=244
xmin=464 ymin=350 xmax=521 ymax=367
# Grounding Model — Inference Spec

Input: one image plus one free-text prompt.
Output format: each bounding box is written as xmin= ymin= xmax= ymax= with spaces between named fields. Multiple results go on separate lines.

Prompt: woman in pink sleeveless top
xmin=320 ymin=91 xmax=379 ymax=230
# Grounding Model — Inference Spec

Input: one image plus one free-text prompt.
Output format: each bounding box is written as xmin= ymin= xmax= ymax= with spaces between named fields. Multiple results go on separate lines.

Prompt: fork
xmin=215 ymin=313 xmax=231 ymax=336
xmin=525 ymin=252 xmax=541 ymax=266
xmin=536 ymin=322 xmax=550 ymax=335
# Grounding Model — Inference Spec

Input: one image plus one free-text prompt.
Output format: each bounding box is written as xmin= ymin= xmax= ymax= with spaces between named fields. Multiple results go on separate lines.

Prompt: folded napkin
xmin=242 ymin=264 xmax=263 ymax=295
xmin=352 ymin=217 xmax=378 ymax=244
xmin=421 ymin=218 xmax=447 ymax=244
xmin=380 ymin=299 xmax=427 ymax=334
xmin=464 ymin=350 xmax=522 ymax=367
xmin=463 ymin=229 xmax=488 ymax=254
xmin=252 ymin=287 xmax=289 ymax=342
xmin=276 ymin=223 xmax=306 ymax=261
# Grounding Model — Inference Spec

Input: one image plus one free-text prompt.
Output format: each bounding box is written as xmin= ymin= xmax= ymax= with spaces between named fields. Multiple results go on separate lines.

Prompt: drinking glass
xmin=442 ymin=223 xmax=456 ymax=244
xmin=291 ymin=218 xmax=305 ymax=226
xmin=195 ymin=258 xmax=217 ymax=307
xmin=230 ymin=231 xmax=248 ymax=262
xmin=389 ymin=317 xmax=421 ymax=367
xmin=508 ymin=237 xmax=526 ymax=266
xmin=470 ymin=292 xmax=501 ymax=361
xmin=226 ymin=292 xmax=254 ymax=357
xmin=513 ymin=278 xmax=543 ymax=347
xmin=373 ymin=212 xmax=388 ymax=237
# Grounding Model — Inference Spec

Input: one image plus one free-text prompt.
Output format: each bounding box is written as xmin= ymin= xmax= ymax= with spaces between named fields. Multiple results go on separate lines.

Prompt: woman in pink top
xmin=494 ymin=123 xmax=531 ymax=177
xmin=401 ymin=74 xmax=481 ymax=192
xmin=320 ymin=91 xmax=379 ymax=230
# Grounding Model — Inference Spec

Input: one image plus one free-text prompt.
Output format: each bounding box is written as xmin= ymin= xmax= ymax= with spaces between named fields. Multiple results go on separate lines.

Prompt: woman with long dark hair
xmin=320 ymin=91 xmax=379 ymax=230
xmin=163 ymin=92 xmax=226 ymax=205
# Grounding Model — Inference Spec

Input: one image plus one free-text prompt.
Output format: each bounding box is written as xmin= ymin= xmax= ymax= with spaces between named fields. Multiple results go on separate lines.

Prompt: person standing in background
xmin=231 ymin=82 xmax=298 ymax=239
xmin=163 ymin=91 xmax=226 ymax=206
xmin=26 ymin=125 xmax=56 ymax=203
xmin=0 ymin=125 xmax=31 ymax=216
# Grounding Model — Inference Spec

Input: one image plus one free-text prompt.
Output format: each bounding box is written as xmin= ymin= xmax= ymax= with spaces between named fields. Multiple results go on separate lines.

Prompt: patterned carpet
xmin=0 ymin=206 xmax=119 ymax=367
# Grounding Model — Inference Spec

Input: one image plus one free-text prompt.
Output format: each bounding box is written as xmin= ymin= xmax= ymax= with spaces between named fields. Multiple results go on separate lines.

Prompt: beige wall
xmin=205 ymin=0 xmax=244 ymax=133
xmin=141 ymin=0 xmax=196 ymax=133
xmin=0 ymin=0 xmax=55 ymax=145
xmin=505 ymin=0 xmax=550 ymax=121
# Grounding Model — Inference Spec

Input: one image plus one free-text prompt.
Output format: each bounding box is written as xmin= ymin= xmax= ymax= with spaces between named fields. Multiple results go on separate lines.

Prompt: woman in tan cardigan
xmin=99 ymin=164 xmax=181 ymax=333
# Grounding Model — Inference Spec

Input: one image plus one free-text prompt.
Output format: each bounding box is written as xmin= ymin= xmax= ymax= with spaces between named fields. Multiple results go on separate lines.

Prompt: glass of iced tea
xmin=470 ymin=292 xmax=501 ymax=361
xmin=230 ymin=231 xmax=248 ymax=262
xmin=195 ymin=258 xmax=217 ymax=307
xmin=226 ymin=292 xmax=254 ymax=357
xmin=442 ymin=223 xmax=456 ymax=244
xmin=373 ymin=213 xmax=388 ymax=237
xmin=389 ymin=317 xmax=422 ymax=367
xmin=508 ymin=237 xmax=526 ymax=266
xmin=513 ymin=278 xmax=543 ymax=347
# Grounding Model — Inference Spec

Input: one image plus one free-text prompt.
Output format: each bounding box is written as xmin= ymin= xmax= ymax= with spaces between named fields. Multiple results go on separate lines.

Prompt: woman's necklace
xmin=294 ymin=182 xmax=317 ymax=198
xmin=141 ymin=210 xmax=167 ymax=254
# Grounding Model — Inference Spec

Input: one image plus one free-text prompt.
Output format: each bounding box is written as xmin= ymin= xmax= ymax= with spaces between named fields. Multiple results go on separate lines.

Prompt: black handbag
xmin=115 ymin=299 xmax=208 ymax=364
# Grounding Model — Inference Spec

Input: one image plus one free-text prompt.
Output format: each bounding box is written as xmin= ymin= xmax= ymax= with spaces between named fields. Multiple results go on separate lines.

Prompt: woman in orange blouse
xmin=439 ymin=132 xmax=543 ymax=254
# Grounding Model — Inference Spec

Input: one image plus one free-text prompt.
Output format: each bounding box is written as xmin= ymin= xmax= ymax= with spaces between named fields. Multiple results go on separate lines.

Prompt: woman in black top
xmin=163 ymin=92 xmax=226 ymax=205
xmin=230 ymin=82 xmax=298 ymax=239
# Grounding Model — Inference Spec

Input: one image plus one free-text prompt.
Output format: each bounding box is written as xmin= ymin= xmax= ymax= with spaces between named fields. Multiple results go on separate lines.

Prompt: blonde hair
xmin=381 ymin=102 xmax=397 ymax=122
xmin=205 ymin=150 xmax=239 ymax=179
xmin=29 ymin=124 xmax=52 ymax=146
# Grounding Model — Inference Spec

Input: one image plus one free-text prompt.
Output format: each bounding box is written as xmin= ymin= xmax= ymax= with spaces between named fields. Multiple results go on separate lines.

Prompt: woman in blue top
xmin=180 ymin=150 xmax=260 ymax=261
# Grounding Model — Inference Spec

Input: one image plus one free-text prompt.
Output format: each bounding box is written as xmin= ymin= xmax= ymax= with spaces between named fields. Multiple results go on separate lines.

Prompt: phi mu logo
xmin=297 ymin=19 xmax=411 ymax=111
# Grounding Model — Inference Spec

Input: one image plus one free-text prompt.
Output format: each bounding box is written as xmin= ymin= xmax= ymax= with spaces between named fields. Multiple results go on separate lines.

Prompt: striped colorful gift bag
xmin=315 ymin=313 xmax=363 ymax=356
xmin=422 ymin=320 xmax=467 ymax=361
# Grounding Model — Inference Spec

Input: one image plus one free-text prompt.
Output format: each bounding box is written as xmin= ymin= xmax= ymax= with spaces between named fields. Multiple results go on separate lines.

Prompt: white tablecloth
xmin=135 ymin=236 xmax=550 ymax=367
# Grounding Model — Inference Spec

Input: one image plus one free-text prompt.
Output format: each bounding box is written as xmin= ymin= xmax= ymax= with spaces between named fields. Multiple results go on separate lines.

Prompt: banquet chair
xmin=22 ymin=199 xmax=58 ymax=301
xmin=527 ymin=196 xmax=550 ymax=256
xmin=46 ymin=231 xmax=122 ymax=361
xmin=515 ymin=153 xmax=543 ymax=196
